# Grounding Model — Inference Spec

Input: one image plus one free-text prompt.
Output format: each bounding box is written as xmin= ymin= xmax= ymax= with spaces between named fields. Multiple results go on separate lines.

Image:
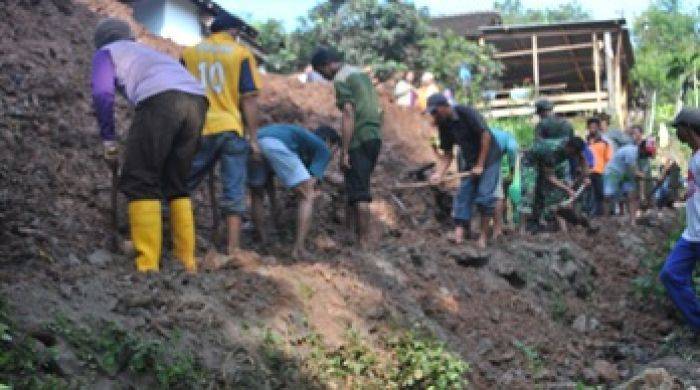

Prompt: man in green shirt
xmin=534 ymin=99 xmax=574 ymax=140
xmin=311 ymin=47 xmax=383 ymax=248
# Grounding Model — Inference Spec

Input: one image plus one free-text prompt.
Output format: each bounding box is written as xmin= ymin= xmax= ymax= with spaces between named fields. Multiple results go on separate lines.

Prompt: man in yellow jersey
xmin=182 ymin=14 xmax=261 ymax=255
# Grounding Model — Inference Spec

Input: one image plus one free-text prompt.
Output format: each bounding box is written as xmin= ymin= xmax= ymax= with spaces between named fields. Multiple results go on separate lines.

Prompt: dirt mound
xmin=1 ymin=0 xmax=699 ymax=388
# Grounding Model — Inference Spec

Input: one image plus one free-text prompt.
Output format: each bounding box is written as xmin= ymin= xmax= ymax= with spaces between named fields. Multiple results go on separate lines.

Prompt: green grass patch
xmin=48 ymin=315 xmax=209 ymax=389
xmin=294 ymin=327 xmax=470 ymax=389
xmin=0 ymin=298 xmax=69 ymax=389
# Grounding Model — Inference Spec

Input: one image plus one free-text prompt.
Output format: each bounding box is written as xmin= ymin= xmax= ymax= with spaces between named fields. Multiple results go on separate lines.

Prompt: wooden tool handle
xmin=391 ymin=171 xmax=474 ymax=190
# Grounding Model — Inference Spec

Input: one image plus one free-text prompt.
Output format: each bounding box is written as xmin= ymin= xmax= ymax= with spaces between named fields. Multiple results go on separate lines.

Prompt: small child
xmin=660 ymin=108 xmax=700 ymax=331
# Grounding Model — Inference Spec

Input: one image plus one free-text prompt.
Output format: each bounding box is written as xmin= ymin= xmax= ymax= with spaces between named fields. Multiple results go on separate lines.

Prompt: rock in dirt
xmin=67 ymin=253 xmax=81 ymax=266
xmin=572 ymin=314 xmax=600 ymax=333
xmin=594 ymin=359 xmax=620 ymax=382
xmin=53 ymin=339 xmax=82 ymax=377
xmin=201 ymin=249 xmax=262 ymax=271
xmin=620 ymin=367 xmax=684 ymax=390
xmin=87 ymin=249 xmax=113 ymax=267
xmin=313 ymin=233 xmax=338 ymax=252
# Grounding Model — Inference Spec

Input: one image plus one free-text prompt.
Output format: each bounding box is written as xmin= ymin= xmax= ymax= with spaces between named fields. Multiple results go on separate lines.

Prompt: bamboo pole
xmin=592 ymin=33 xmax=602 ymax=112
xmin=603 ymin=32 xmax=615 ymax=115
xmin=614 ymin=30 xmax=624 ymax=128
xmin=532 ymin=34 xmax=539 ymax=97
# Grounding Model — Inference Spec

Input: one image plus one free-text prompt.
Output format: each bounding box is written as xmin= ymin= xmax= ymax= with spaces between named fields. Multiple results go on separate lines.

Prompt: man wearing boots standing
xmin=91 ymin=18 xmax=207 ymax=272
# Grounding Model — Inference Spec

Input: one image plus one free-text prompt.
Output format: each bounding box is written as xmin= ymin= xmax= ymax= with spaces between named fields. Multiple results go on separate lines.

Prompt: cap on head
xmin=421 ymin=72 xmax=435 ymax=84
xmin=314 ymin=125 xmax=341 ymax=146
xmin=94 ymin=18 xmax=134 ymax=49
xmin=534 ymin=99 xmax=554 ymax=112
xmin=210 ymin=13 xmax=246 ymax=33
xmin=565 ymin=136 xmax=586 ymax=153
xmin=671 ymin=108 xmax=700 ymax=129
xmin=310 ymin=46 xmax=342 ymax=73
xmin=586 ymin=117 xmax=601 ymax=127
xmin=426 ymin=93 xmax=449 ymax=114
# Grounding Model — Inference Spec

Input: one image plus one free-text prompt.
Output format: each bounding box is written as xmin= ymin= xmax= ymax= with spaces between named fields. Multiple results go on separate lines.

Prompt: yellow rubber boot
xmin=128 ymin=200 xmax=162 ymax=272
xmin=170 ymin=197 xmax=197 ymax=273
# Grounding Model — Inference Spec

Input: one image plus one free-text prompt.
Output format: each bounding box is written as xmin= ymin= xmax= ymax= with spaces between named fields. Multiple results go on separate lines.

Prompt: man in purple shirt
xmin=91 ymin=18 xmax=207 ymax=273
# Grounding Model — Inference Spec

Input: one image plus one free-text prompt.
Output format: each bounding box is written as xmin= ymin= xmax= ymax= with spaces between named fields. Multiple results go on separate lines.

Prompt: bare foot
xmin=492 ymin=229 xmax=503 ymax=241
xmin=476 ymin=235 xmax=487 ymax=250
xmin=447 ymin=233 xmax=464 ymax=245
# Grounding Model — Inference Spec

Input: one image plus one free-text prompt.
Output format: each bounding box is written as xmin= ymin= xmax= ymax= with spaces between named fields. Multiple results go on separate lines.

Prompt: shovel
xmin=391 ymin=171 xmax=474 ymax=190
xmin=110 ymin=161 xmax=119 ymax=252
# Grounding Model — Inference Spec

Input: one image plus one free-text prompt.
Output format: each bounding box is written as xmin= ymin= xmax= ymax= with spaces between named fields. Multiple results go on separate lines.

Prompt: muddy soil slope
xmin=1 ymin=1 xmax=698 ymax=388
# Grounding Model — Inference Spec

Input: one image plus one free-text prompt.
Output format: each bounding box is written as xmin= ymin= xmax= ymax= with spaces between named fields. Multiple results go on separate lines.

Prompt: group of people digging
xmin=430 ymin=95 xmax=671 ymax=252
xmin=91 ymin=16 xmax=380 ymax=272
xmin=91 ymin=15 xmax=700 ymax=333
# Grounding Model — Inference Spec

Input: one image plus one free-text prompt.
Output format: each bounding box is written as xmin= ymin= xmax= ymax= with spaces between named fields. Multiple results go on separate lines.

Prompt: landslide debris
xmin=1 ymin=1 xmax=698 ymax=388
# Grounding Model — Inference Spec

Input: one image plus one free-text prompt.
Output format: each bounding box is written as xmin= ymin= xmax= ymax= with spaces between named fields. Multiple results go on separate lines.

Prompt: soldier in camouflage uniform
xmin=522 ymin=137 xmax=597 ymax=233
xmin=530 ymin=99 xmax=575 ymax=222
xmin=534 ymin=99 xmax=574 ymax=140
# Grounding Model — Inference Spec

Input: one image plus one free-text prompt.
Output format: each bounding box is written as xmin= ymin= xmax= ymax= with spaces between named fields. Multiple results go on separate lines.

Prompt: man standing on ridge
xmin=311 ymin=47 xmax=383 ymax=248
xmin=182 ymin=14 xmax=262 ymax=255
xmin=91 ymin=18 xmax=207 ymax=273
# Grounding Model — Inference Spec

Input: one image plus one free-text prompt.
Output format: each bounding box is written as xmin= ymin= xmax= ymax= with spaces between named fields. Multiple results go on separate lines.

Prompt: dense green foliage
xmin=48 ymin=316 xmax=208 ymax=388
xmin=254 ymin=0 xmax=501 ymax=99
xmin=0 ymin=299 xmax=68 ymax=389
xmin=494 ymin=0 xmax=592 ymax=24
xmin=418 ymin=30 xmax=502 ymax=103
xmin=632 ymin=0 xmax=700 ymax=103
xmin=262 ymin=327 xmax=471 ymax=388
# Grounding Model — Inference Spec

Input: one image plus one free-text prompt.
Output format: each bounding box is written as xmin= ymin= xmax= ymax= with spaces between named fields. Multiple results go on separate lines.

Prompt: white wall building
xmin=130 ymin=0 xmax=209 ymax=46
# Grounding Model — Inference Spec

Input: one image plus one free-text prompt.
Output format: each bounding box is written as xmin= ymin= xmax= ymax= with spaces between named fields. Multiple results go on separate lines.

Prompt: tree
xmin=309 ymin=0 xmax=431 ymax=78
xmin=632 ymin=1 xmax=700 ymax=102
xmin=418 ymin=31 xmax=502 ymax=103
xmin=253 ymin=0 xmax=502 ymax=105
xmin=494 ymin=0 xmax=592 ymax=24
xmin=254 ymin=19 xmax=298 ymax=73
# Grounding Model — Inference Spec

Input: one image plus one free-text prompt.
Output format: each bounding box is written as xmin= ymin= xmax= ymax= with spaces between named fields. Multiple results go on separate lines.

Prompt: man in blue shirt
xmin=248 ymin=124 xmax=341 ymax=259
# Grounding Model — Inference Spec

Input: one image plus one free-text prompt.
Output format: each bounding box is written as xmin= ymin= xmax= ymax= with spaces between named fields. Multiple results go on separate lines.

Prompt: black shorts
xmin=345 ymin=139 xmax=381 ymax=204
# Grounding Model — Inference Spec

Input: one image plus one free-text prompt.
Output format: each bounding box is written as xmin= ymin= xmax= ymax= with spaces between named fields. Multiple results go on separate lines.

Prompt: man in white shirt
xmin=603 ymin=125 xmax=654 ymax=222
xmin=660 ymin=108 xmax=700 ymax=331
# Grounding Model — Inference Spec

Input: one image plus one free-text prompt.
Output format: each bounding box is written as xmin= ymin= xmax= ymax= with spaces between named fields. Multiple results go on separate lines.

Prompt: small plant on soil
xmin=388 ymin=330 xmax=470 ymax=389
xmin=550 ymin=291 xmax=569 ymax=323
xmin=48 ymin=315 xmax=208 ymax=388
xmin=513 ymin=340 xmax=544 ymax=377
xmin=631 ymin=225 xmax=685 ymax=300
xmin=0 ymin=297 xmax=69 ymax=389
xmin=299 ymin=327 xmax=470 ymax=389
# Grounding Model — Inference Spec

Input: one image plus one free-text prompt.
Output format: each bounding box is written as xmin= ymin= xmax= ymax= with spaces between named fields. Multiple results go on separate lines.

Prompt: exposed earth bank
xmin=1 ymin=1 xmax=698 ymax=388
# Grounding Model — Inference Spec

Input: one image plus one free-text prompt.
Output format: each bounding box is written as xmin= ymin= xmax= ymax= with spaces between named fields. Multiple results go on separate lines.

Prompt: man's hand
xmin=339 ymin=150 xmax=351 ymax=171
xmin=250 ymin=140 xmax=262 ymax=161
xmin=103 ymin=140 xmax=119 ymax=165
xmin=471 ymin=165 xmax=484 ymax=176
